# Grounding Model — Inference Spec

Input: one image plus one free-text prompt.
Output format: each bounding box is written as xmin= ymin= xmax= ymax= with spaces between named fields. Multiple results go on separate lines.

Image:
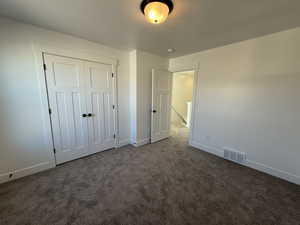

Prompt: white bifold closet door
xmin=151 ymin=69 xmax=173 ymax=143
xmin=44 ymin=54 xmax=115 ymax=164
xmin=85 ymin=61 xmax=115 ymax=155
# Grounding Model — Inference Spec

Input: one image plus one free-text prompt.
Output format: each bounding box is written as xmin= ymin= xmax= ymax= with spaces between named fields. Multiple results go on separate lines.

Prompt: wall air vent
xmin=223 ymin=148 xmax=246 ymax=164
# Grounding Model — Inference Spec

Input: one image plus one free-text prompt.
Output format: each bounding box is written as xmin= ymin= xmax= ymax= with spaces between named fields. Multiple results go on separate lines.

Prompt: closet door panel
xmin=85 ymin=62 xmax=115 ymax=154
xmin=44 ymin=54 xmax=89 ymax=164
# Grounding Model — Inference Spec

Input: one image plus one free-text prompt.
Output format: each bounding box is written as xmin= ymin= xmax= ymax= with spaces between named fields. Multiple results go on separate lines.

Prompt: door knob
xmin=88 ymin=113 xmax=93 ymax=117
xmin=82 ymin=114 xmax=87 ymax=117
xmin=152 ymin=110 xmax=157 ymax=113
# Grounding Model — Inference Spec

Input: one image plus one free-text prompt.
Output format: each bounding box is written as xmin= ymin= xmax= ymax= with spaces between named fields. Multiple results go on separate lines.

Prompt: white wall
xmin=169 ymin=27 xmax=300 ymax=185
xmin=129 ymin=50 xmax=169 ymax=146
xmin=171 ymin=72 xmax=194 ymax=125
xmin=129 ymin=50 xmax=138 ymax=144
xmin=0 ymin=17 xmax=131 ymax=183
xmin=2 ymin=17 xmax=299 ymax=185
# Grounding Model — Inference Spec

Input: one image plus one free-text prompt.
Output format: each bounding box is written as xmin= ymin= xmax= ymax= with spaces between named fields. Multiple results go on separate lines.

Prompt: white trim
xmin=188 ymin=64 xmax=200 ymax=146
xmin=246 ymin=160 xmax=300 ymax=186
xmin=151 ymin=136 xmax=169 ymax=144
xmin=112 ymin=63 xmax=119 ymax=149
xmin=190 ymin=141 xmax=223 ymax=157
xmin=190 ymin=141 xmax=300 ymax=185
xmin=131 ymin=138 xmax=150 ymax=147
xmin=33 ymin=43 xmax=118 ymax=66
xmin=0 ymin=161 xmax=55 ymax=184
xmin=169 ymin=63 xmax=200 ymax=146
xmin=32 ymin=44 xmax=57 ymax=165
xmin=117 ymin=139 xmax=131 ymax=148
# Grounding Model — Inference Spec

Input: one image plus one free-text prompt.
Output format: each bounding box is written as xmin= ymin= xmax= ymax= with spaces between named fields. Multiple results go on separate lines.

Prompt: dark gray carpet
xmin=0 ymin=127 xmax=299 ymax=225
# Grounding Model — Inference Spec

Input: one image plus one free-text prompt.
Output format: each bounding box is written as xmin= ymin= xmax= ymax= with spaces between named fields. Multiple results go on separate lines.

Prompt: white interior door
xmin=44 ymin=54 xmax=116 ymax=164
xmin=44 ymin=54 xmax=89 ymax=164
xmin=151 ymin=69 xmax=173 ymax=143
xmin=85 ymin=61 xmax=116 ymax=154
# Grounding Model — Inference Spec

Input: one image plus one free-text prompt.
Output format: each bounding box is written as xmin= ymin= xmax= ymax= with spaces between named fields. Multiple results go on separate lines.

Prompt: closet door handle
xmin=88 ymin=113 xmax=93 ymax=117
xmin=82 ymin=114 xmax=87 ymax=118
xmin=152 ymin=110 xmax=157 ymax=113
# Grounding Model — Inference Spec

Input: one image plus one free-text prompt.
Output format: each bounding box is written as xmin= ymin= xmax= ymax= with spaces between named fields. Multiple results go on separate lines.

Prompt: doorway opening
xmin=171 ymin=70 xmax=195 ymax=138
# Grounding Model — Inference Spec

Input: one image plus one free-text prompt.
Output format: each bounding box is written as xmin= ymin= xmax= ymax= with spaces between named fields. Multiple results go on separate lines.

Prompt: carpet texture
xmin=0 ymin=127 xmax=299 ymax=225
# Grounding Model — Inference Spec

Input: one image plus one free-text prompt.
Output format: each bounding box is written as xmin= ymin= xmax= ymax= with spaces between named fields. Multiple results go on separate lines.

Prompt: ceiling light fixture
xmin=140 ymin=0 xmax=174 ymax=24
xmin=167 ymin=48 xmax=175 ymax=53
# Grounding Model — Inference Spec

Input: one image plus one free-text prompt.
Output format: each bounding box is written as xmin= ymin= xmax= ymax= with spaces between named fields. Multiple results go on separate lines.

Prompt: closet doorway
xmin=43 ymin=53 xmax=117 ymax=164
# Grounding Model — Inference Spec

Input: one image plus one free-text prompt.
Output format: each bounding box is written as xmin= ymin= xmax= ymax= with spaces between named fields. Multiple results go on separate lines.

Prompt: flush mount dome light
xmin=140 ymin=0 xmax=174 ymax=24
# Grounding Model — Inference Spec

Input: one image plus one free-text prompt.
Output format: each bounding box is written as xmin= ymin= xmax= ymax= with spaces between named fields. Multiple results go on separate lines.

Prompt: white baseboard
xmin=131 ymin=138 xmax=150 ymax=147
xmin=246 ymin=160 xmax=300 ymax=186
xmin=117 ymin=139 xmax=131 ymax=148
xmin=190 ymin=141 xmax=223 ymax=157
xmin=0 ymin=161 xmax=55 ymax=184
xmin=190 ymin=140 xmax=300 ymax=186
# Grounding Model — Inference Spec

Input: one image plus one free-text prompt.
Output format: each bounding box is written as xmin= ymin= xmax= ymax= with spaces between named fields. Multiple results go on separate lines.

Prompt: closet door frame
xmin=33 ymin=44 xmax=119 ymax=165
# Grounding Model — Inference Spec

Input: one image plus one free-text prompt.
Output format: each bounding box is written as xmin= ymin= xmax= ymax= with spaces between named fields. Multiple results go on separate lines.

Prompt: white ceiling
xmin=0 ymin=0 xmax=299 ymax=57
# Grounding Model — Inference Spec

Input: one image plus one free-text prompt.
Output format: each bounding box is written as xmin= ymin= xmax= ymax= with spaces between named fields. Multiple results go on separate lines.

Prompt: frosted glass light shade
xmin=144 ymin=2 xmax=169 ymax=24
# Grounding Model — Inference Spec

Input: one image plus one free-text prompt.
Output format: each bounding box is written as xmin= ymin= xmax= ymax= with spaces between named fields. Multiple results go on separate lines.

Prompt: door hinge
xmin=49 ymin=108 xmax=52 ymax=115
xmin=53 ymin=148 xmax=56 ymax=154
xmin=113 ymin=134 xmax=116 ymax=139
xmin=43 ymin=64 xmax=47 ymax=71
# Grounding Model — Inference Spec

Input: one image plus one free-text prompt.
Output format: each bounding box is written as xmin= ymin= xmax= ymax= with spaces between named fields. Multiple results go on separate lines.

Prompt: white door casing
xmin=151 ymin=69 xmax=173 ymax=143
xmin=44 ymin=53 xmax=116 ymax=164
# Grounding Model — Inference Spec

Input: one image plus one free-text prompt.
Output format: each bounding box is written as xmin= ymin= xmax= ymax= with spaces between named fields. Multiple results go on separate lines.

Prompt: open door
xmin=151 ymin=69 xmax=173 ymax=143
